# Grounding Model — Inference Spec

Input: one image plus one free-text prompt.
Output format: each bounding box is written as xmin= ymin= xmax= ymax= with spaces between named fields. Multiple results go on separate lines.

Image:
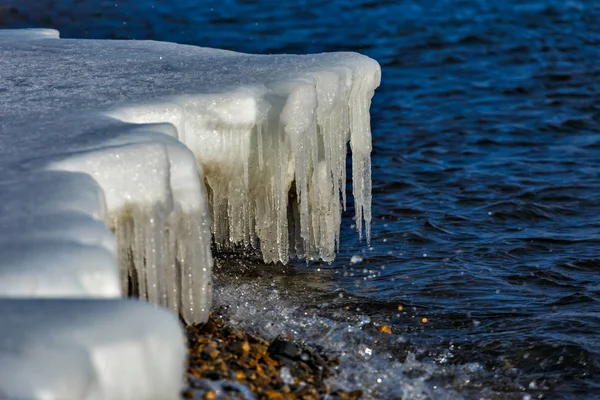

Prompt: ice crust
xmin=0 ymin=27 xmax=379 ymax=398
xmin=0 ymin=299 xmax=185 ymax=400
xmin=0 ymin=27 xmax=379 ymax=318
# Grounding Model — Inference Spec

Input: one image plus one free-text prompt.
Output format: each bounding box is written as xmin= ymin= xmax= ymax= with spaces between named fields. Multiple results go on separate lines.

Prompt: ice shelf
xmin=0 ymin=28 xmax=380 ymax=266
xmin=0 ymin=28 xmax=380 ymax=399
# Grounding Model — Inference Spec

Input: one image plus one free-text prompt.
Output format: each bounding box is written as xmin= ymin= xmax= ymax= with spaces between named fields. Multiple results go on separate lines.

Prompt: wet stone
xmin=268 ymin=338 xmax=299 ymax=360
xmin=183 ymin=316 xmax=361 ymax=399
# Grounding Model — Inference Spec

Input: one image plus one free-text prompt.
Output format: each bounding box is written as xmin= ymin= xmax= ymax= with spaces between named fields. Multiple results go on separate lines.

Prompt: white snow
xmin=0 ymin=27 xmax=380 ymax=399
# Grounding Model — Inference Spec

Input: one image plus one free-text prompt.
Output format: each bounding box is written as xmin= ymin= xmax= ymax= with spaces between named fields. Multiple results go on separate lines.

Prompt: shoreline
xmin=184 ymin=317 xmax=364 ymax=399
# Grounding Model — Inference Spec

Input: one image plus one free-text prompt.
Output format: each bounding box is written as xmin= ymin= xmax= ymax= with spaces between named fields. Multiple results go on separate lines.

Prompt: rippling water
xmin=3 ymin=1 xmax=600 ymax=398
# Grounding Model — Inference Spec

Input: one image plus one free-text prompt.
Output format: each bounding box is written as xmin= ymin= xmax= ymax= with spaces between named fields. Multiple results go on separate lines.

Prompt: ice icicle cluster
xmin=0 ymin=28 xmax=380 ymax=325
xmin=46 ymin=128 xmax=213 ymax=324
xmin=112 ymin=58 xmax=381 ymax=264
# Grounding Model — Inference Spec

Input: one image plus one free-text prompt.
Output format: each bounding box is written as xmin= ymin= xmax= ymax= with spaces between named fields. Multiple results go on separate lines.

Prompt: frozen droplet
xmin=350 ymin=254 xmax=363 ymax=264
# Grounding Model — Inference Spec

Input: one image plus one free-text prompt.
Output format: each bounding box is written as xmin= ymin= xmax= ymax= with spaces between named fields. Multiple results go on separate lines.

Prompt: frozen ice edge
xmin=0 ymin=28 xmax=380 ymax=399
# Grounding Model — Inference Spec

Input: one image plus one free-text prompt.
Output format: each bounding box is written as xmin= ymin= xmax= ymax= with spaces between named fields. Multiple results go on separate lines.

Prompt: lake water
xmin=3 ymin=1 xmax=600 ymax=398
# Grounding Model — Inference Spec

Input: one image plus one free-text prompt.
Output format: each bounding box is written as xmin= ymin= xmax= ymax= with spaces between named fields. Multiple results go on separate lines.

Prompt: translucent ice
xmin=109 ymin=56 xmax=381 ymax=264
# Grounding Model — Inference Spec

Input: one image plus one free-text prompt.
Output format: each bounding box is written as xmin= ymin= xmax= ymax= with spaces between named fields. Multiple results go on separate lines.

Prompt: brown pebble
xmin=264 ymin=390 xmax=284 ymax=399
xmin=203 ymin=390 xmax=216 ymax=400
xmin=199 ymin=320 xmax=219 ymax=335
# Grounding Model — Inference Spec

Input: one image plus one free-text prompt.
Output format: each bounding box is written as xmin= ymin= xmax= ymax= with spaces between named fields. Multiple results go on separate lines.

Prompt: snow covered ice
xmin=0 ymin=28 xmax=380 ymax=399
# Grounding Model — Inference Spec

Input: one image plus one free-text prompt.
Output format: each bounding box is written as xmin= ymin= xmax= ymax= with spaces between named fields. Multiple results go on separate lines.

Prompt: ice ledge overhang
xmin=0 ymin=27 xmax=380 ymax=400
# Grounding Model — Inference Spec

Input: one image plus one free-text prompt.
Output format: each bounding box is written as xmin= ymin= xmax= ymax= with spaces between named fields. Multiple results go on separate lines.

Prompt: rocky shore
xmin=184 ymin=317 xmax=364 ymax=400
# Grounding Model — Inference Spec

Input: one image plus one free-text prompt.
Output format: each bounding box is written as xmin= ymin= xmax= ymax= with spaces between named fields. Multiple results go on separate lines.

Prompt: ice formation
xmin=108 ymin=54 xmax=381 ymax=264
xmin=0 ymin=27 xmax=380 ymax=320
xmin=0 ymin=27 xmax=380 ymax=322
xmin=45 ymin=129 xmax=213 ymax=324
xmin=0 ymin=27 xmax=380 ymax=399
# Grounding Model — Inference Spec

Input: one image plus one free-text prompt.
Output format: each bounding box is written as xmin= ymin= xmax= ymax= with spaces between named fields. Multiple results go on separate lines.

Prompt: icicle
xmin=349 ymin=64 xmax=380 ymax=242
xmin=108 ymin=206 xmax=212 ymax=324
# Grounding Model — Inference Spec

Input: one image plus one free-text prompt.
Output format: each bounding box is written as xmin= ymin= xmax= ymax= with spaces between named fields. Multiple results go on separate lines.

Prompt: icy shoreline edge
xmin=0 ymin=28 xmax=380 ymax=399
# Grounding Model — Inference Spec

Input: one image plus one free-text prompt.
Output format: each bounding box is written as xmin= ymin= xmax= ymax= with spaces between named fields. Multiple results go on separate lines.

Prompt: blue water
xmin=4 ymin=1 xmax=600 ymax=398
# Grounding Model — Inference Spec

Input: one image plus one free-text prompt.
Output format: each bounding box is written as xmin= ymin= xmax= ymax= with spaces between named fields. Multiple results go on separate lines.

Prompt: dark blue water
xmin=3 ymin=1 xmax=600 ymax=398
